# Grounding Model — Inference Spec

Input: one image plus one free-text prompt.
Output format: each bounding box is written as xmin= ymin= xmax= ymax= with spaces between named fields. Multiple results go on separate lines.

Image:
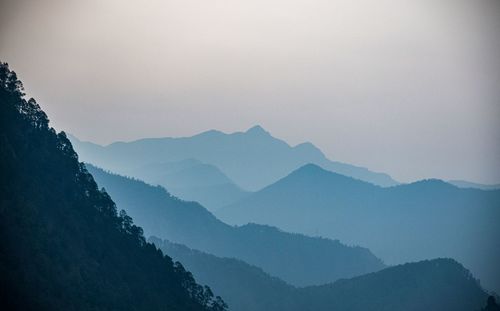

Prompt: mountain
xmin=149 ymin=238 xmax=297 ymax=311
xmin=69 ymin=125 xmax=398 ymax=193
xmin=124 ymin=159 xmax=250 ymax=212
xmin=0 ymin=62 xmax=226 ymax=310
xmin=151 ymin=238 xmax=489 ymax=311
xmin=449 ymin=180 xmax=500 ymax=190
xmin=217 ymin=164 xmax=500 ymax=293
xmin=297 ymin=258 xmax=487 ymax=311
xmin=86 ymin=164 xmax=385 ymax=286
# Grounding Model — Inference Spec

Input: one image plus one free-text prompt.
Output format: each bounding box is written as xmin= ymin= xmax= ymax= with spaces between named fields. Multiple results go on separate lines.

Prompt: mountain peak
xmin=409 ymin=178 xmax=453 ymax=188
xmin=195 ymin=129 xmax=224 ymax=138
xmin=290 ymin=163 xmax=330 ymax=175
xmin=283 ymin=163 xmax=338 ymax=181
xmin=246 ymin=125 xmax=270 ymax=136
xmin=294 ymin=142 xmax=325 ymax=157
xmin=296 ymin=163 xmax=325 ymax=174
xmin=281 ymin=163 xmax=377 ymax=188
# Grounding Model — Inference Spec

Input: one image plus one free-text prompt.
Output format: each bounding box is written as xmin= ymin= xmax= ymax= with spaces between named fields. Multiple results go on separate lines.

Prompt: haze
xmin=1 ymin=0 xmax=499 ymax=184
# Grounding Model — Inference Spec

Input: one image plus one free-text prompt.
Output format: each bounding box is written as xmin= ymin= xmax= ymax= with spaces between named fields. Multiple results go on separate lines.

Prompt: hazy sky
xmin=1 ymin=0 xmax=499 ymax=184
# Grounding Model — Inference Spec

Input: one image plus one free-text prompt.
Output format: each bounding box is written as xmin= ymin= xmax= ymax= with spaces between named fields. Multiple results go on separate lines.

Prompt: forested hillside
xmin=150 ymin=238 xmax=297 ymax=311
xmin=0 ymin=62 xmax=226 ymax=310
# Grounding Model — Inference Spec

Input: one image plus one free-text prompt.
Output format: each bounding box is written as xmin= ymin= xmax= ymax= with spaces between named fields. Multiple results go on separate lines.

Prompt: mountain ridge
xmin=68 ymin=125 xmax=398 ymax=193
xmin=448 ymin=179 xmax=500 ymax=190
xmin=86 ymin=163 xmax=386 ymax=287
xmin=123 ymin=159 xmax=250 ymax=211
xmin=0 ymin=62 xmax=226 ymax=311
xmin=150 ymin=237 xmax=489 ymax=311
xmin=217 ymin=163 xmax=500 ymax=293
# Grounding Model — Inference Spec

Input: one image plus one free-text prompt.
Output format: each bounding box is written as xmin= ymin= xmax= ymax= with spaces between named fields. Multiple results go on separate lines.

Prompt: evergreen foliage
xmin=0 ymin=62 xmax=226 ymax=311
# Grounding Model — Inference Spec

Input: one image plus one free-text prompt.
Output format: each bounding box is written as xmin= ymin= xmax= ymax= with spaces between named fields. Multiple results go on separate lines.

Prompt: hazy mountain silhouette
xmin=124 ymin=159 xmax=250 ymax=212
xmin=448 ymin=179 xmax=500 ymax=190
xmin=297 ymin=258 xmax=487 ymax=311
xmin=0 ymin=62 xmax=226 ymax=310
xmin=86 ymin=164 xmax=385 ymax=286
xmin=68 ymin=135 xmax=250 ymax=211
xmin=69 ymin=125 xmax=398 ymax=194
xmin=218 ymin=163 xmax=500 ymax=293
xmin=152 ymin=238 xmax=490 ymax=311
xmin=149 ymin=238 xmax=297 ymax=311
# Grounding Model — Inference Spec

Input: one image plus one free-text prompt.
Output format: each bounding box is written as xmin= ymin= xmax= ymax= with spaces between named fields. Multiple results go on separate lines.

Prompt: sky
xmin=1 ymin=0 xmax=499 ymax=184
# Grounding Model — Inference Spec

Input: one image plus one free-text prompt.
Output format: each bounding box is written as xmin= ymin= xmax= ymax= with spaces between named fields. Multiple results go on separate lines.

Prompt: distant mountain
xmin=151 ymin=238 xmax=490 ymax=311
xmin=297 ymin=258 xmax=487 ymax=311
xmin=69 ymin=125 xmax=398 ymax=194
xmin=217 ymin=164 xmax=500 ymax=293
xmin=123 ymin=159 xmax=250 ymax=212
xmin=128 ymin=159 xmax=232 ymax=188
xmin=0 ymin=63 xmax=225 ymax=310
xmin=448 ymin=179 xmax=500 ymax=190
xmin=86 ymin=164 xmax=385 ymax=286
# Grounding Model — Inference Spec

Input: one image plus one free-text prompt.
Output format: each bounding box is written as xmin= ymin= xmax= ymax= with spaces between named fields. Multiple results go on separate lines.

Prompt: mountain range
xmin=217 ymin=163 xmax=500 ymax=293
xmin=68 ymin=125 xmax=398 ymax=195
xmin=151 ymin=238 xmax=488 ymax=311
xmin=448 ymin=180 xmax=500 ymax=191
xmin=2 ymin=61 xmax=496 ymax=311
xmin=123 ymin=158 xmax=250 ymax=211
xmin=86 ymin=164 xmax=385 ymax=286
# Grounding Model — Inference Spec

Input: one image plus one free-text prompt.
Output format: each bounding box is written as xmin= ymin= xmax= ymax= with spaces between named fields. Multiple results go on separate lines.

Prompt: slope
xmin=448 ymin=179 xmax=500 ymax=190
xmin=149 ymin=238 xmax=297 ymax=311
xmin=124 ymin=159 xmax=249 ymax=212
xmin=218 ymin=163 xmax=500 ymax=293
xmin=0 ymin=62 xmax=226 ymax=311
xmin=151 ymin=238 xmax=488 ymax=311
xmin=86 ymin=164 xmax=385 ymax=287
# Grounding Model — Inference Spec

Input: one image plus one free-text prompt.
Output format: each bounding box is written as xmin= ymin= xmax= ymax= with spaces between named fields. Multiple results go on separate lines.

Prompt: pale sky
xmin=1 ymin=0 xmax=499 ymax=184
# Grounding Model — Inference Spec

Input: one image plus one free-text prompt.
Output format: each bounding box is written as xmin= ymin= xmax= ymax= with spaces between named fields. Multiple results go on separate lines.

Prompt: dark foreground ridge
xmin=0 ymin=62 xmax=227 ymax=310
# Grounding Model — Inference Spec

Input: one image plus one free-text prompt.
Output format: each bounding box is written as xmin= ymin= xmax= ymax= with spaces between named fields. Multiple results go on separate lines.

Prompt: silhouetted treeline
xmin=150 ymin=237 xmax=297 ymax=311
xmin=482 ymin=296 xmax=500 ymax=311
xmin=0 ymin=62 xmax=226 ymax=311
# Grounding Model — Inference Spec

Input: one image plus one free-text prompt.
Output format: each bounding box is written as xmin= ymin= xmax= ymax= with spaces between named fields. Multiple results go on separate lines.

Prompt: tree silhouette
xmin=482 ymin=296 xmax=500 ymax=311
xmin=0 ymin=61 xmax=227 ymax=311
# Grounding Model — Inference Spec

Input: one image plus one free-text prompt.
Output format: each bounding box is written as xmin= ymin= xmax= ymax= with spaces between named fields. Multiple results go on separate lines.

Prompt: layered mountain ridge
xmin=151 ymin=238 xmax=489 ymax=311
xmin=86 ymin=164 xmax=385 ymax=287
xmin=69 ymin=125 xmax=398 ymax=195
xmin=218 ymin=163 xmax=500 ymax=293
